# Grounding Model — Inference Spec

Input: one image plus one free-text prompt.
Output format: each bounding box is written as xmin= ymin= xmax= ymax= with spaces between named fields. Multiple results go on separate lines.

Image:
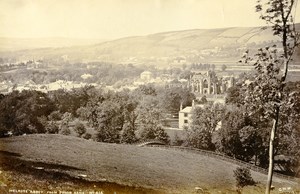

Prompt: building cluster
xmin=0 ymin=80 xmax=95 ymax=94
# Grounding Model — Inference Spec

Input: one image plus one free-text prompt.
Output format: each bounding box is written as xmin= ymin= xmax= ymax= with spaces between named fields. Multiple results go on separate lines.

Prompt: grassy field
xmin=0 ymin=134 xmax=299 ymax=194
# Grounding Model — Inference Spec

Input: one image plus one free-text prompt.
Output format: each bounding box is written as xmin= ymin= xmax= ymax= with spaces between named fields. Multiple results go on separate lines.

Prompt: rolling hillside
xmin=3 ymin=26 xmax=298 ymax=67
xmin=0 ymin=37 xmax=107 ymax=52
xmin=0 ymin=134 xmax=299 ymax=194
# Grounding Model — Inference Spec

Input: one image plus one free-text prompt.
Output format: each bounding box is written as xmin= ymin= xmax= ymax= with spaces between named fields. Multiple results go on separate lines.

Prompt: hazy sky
xmin=1 ymin=0 xmax=299 ymax=39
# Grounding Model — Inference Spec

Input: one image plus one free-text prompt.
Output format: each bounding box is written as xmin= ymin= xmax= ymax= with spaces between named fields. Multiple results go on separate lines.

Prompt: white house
xmin=178 ymin=100 xmax=207 ymax=129
xmin=140 ymin=71 xmax=153 ymax=81
xmin=178 ymin=106 xmax=193 ymax=129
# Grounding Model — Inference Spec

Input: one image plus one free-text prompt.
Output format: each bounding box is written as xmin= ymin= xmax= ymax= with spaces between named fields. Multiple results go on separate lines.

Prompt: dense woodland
xmin=0 ymin=84 xmax=193 ymax=143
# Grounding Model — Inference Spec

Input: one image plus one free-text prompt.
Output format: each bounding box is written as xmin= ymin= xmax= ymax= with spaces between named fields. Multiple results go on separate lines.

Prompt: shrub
xmin=233 ymin=167 xmax=255 ymax=188
xmin=139 ymin=125 xmax=170 ymax=144
xmin=46 ymin=121 xmax=59 ymax=134
xmin=60 ymin=124 xmax=71 ymax=135
xmin=82 ymin=133 xmax=92 ymax=140
xmin=74 ymin=122 xmax=86 ymax=137
xmin=172 ymin=132 xmax=184 ymax=146
xmin=155 ymin=125 xmax=170 ymax=144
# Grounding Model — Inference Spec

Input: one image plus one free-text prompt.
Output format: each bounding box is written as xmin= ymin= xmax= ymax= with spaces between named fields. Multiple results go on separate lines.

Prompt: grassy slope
xmin=0 ymin=134 xmax=299 ymax=193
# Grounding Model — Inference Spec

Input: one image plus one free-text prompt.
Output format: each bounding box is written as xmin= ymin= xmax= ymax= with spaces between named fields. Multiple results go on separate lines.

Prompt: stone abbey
xmin=189 ymin=71 xmax=235 ymax=96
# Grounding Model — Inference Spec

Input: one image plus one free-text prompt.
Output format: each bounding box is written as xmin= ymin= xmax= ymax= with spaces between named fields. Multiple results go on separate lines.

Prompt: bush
xmin=46 ymin=121 xmax=59 ymax=134
xmin=233 ymin=167 xmax=255 ymax=188
xmin=82 ymin=133 xmax=92 ymax=140
xmin=155 ymin=126 xmax=170 ymax=144
xmin=60 ymin=124 xmax=71 ymax=135
xmin=172 ymin=132 xmax=184 ymax=146
xmin=74 ymin=122 xmax=86 ymax=137
xmin=139 ymin=125 xmax=170 ymax=144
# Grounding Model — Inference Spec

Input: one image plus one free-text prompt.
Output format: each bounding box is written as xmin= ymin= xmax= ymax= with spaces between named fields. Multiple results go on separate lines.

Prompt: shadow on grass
xmin=0 ymin=150 xmax=22 ymax=157
xmin=0 ymin=150 xmax=84 ymax=171
xmin=0 ymin=150 xmax=165 ymax=194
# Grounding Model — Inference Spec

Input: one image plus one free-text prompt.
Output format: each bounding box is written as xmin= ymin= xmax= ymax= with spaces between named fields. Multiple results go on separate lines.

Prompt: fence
xmin=144 ymin=144 xmax=299 ymax=182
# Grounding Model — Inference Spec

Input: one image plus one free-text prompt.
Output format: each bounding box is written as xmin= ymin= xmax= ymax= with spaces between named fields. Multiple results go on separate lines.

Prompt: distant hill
xmin=0 ymin=37 xmax=107 ymax=52
xmin=1 ymin=25 xmax=299 ymax=67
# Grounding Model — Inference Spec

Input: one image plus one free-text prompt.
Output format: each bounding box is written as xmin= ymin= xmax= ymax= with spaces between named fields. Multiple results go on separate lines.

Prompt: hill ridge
xmin=1 ymin=25 xmax=300 ymax=66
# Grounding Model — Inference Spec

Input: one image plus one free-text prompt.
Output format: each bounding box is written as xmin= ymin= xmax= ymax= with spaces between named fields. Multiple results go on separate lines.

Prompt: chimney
xmin=180 ymin=102 xmax=183 ymax=111
xmin=192 ymin=100 xmax=195 ymax=108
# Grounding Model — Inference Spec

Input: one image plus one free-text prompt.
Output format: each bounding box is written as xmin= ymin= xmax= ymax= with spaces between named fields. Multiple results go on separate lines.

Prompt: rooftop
xmin=179 ymin=106 xmax=193 ymax=113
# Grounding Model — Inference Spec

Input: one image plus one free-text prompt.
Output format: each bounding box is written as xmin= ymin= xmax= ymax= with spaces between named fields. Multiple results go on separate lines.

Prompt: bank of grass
xmin=0 ymin=134 xmax=299 ymax=194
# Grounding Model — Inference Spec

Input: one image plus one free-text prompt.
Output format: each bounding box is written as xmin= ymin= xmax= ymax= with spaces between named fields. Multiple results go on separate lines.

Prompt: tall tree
xmin=159 ymin=86 xmax=195 ymax=113
xmin=244 ymin=1 xmax=300 ymax=193
xmin=95 ymin=100 xmax=124 ymax=143
xmin=186 ymin=104 xmax=224 ymax=150
xmin=0 ymin=90 xmax=55 ymax=135
xmin=136 ymin=96 xmax=169 ymax=143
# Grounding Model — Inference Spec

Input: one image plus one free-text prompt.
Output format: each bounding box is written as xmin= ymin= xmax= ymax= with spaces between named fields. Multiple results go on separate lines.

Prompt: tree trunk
xmin=265 ymin=113 xmax=279 ymax=194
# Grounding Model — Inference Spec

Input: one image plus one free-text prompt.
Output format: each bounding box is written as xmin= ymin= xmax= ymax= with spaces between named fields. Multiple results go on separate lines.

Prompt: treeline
xmin=0 ymin=85 xmax=194 ymax=144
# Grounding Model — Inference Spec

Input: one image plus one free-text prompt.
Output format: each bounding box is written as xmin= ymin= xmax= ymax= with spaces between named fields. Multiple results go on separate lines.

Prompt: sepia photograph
xmin=0 ymin=0 xmax=300 ymax=193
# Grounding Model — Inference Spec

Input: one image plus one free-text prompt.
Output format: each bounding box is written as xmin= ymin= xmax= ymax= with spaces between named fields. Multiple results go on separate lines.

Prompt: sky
xmin=0 ymin=0 xmax=299 ymax=39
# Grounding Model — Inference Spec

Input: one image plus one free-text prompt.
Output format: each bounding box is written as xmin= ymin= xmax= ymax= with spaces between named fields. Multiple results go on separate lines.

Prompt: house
xmin=140 ymin=71 xmax=153 ymax=81
xmin=178 ymin=101 xmax=204 ymax=129
xmin=178 ymin=106 xmax=193 ymax=129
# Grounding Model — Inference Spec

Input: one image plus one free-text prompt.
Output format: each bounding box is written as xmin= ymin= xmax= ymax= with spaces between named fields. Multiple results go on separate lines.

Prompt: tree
xmin=136 ymin=96 xmax=169 ymax=143
xmin=216 ymin=108 xmax=247 ymax=159
xmin=239 ymin=126 xmax=266 ymax=166
xmin=76 ymin=90 xmax=105 ymax=127
xmin=0 ymin=90 xmax=55 ymax=136
xmin=120 ymin=122 xmax=138 ymax=144
xmin=186 ymin=104 xmax=224 ymax=150
xmin=49 ymin=86 xmax=95 ymax=116
xmin=244 ymin=1 xmax=300 ymax=193
xmin=280 ymin=82 xmax=300 ymax=177
xmin=48 ymin=110 xmax=62 ymax=121
xmin=216 ymin=107 xmax=268 ymax=165
xmin=159 ymin=87 xmax=195 ymax=112
xmin=59 ymin=112 xmax=73 ymax=133
xmin=135 ymin=84 xmax=157 ymax=96
xmin=95 ymin=100 xmax=123 ymax=143
xmin=225 ymin=83 xmax=248 ymax=105
xmin=199 ymin=95 xmax=208 ymax=104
